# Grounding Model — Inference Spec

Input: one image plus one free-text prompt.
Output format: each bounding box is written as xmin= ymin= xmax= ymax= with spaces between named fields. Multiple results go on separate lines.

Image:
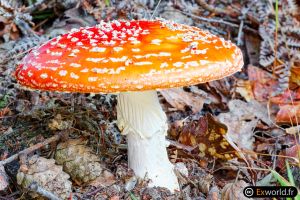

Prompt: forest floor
xmin=0 ymin=0 xmax=299 ymax=199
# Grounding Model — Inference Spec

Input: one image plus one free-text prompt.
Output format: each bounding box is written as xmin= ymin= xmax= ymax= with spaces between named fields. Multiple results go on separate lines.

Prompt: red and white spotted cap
xmin=15 ymin=19 xmax=243 ymax=93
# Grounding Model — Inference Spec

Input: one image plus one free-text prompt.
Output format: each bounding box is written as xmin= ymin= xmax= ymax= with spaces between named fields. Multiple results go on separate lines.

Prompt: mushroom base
xmin=117 ymin=91 xmax=179 ymax=192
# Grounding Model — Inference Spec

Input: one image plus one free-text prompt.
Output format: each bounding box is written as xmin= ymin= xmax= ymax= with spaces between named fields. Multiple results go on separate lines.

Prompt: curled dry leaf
xmin=55 ymin=138 xmax=115 ymax=186
xmin=160 ymin=88 xmax=205 ymax=113
xmin=218 ymin=99 xmax=272 ymax=150
xmin=207 ymin=78 xmax=234 ymax=104
xmin=177 ymin=113 xmax=238 ymax=160
xmin=17 ymin=155 xmax=72 ymax=200
xmin=221 ymin=180 xmax=251 ymax=200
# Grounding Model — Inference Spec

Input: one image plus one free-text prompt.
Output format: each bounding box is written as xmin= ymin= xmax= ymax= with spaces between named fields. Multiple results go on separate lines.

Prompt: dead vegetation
xmin=0 ymin=0 xmax=299 ymax=199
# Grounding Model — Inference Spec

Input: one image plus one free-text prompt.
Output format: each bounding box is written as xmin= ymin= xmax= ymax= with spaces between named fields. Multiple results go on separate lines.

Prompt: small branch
xmin=28 ymin=182 xmax=61 ymax=200
xmin=195 ymin=0 xmax=260 ymax=26
xmin=167 ymin=139 xmax=194 ymax=152
xmin=237 ymin=1 xmax=257 ymax=46
xmin=24 ymin=0 xmax=49 ymax=13
xmin=195 ymin=0 xmax=231 ymax=15
xmin=0 ymin=133 xmax=64 ymax=166
xmin=83 ymin=187 xmax=104 ymax=198
xmin=180 ymin=11 xmax=239 ymax=28
xmin=237 ymin=19 xmax=244 ymax=46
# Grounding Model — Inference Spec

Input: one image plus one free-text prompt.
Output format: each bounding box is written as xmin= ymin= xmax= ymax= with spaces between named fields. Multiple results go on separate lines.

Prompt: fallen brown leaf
xmin=291 ymin=66 xmax=300 ymax=86
xmin=177 ymin=113 xmax=238 ymax=160
xmin=221 ymin=180 xmax=251 ymax=200
xmin=207 ymin=78 xmax=233 ymax=104
xmin=218 ymin=100 xmax=272 ymax=150
xmin=160 ymin=88 xmax=205 ymax=113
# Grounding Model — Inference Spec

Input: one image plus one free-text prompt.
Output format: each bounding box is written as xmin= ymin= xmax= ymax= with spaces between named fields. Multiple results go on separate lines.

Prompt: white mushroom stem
xmin=117 ymin=90 xmax=179 ymax=192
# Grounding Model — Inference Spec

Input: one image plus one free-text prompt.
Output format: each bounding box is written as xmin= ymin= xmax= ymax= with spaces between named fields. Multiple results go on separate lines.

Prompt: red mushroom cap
xmin=15 ymin=19 xmax=243 ymax=93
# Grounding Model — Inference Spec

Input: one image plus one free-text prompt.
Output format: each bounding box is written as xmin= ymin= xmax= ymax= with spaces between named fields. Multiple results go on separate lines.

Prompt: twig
xmin=150 ymin=0 xmax=162 ymax=19
xmin=0 ymin=133 xmax=63 ymax=166
xmin=83 ymin=187 xmax=104 ymax=198
xmin=195 ymin=0 xmax=230 ymax=15
xmin=167 ymin=139 xmax=194 ymax=152
xmin=196 ymin=0 xmax=260 ymax=26
xmin=237 ymin=1 xmax=256 ymax=45
xmin=28 ymin=182 xmax=61 ymax=200
xmin=24 ymin=0 xmax=49 ymax=13
xmin=180 ymin=11 xmax=239 ymax=28
xmin=237 ymin=19 xmax=244 ymax=46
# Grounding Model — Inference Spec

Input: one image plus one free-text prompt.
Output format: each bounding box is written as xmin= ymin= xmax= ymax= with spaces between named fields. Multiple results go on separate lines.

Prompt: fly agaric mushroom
xmin=15 ymin=19 xmax=243 ymax=191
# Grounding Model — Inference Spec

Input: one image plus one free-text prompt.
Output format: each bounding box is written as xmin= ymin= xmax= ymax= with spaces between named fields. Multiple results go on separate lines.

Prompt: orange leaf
xmin=248 ymin=65 xmax=278 ymax=101
xmin=276 ymin=104 xmax=300 ymax=124
xmin=0 ymin=107 xmax=10 ymax=117
xmin=270 ymin=87 xmax=300 ymax=105
xmin=291 ymin=66 xmax=300 ymax=86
